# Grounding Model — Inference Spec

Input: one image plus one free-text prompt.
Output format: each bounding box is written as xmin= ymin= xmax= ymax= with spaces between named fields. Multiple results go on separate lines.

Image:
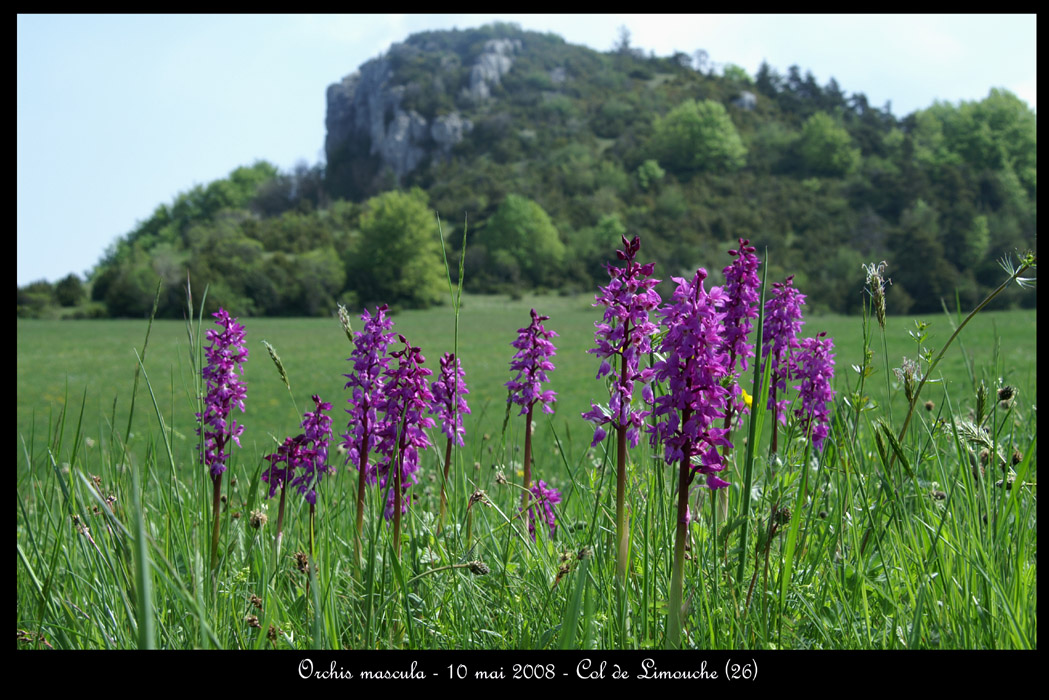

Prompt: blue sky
xmin=17 ymin=14 xmax=1036 ymax=286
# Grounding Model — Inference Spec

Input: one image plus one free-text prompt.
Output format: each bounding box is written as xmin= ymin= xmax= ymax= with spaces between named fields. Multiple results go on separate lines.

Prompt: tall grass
xmin=16 ymin=245 xmax=1036 ymax=650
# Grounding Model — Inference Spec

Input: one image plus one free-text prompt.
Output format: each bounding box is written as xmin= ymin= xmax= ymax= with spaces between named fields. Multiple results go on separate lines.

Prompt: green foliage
xmin=352 ymin=187 xmax=445 ymax=309
xmin=102 ymin=245 xmax=161 ymax=318
xmin=483 ymin=194 xmax=565 ymax=287
xmin=722 ymin=63 xmax=752 ymax=85
xmin=16 ymin=296 xmax=1038 ymax=649
xmin=635 ymin=159 xmax=665 ymax=191
xmin=16 ymin=279 xmax=56 ymax=318
xmin=798 ymin=111 xmax=861 ymax=176
xmin=651 ymin=98 xmax=747 ymax=174
xmin=888 ymin=199 xmax=957 ymax=313
xmin=54 ymin=273 xmax=85 ymax=307
xmin=78 ymin=29 xmax=1035 ymax=320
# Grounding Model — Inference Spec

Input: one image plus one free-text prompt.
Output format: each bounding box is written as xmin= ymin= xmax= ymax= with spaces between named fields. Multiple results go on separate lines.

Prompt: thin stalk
xmin=209 ymin=472 xmax=222 ymax=572
xmin=354 ymin=408 xmax=370 ymax=563
xmin=309 ymin=502 xmax=316 ymax=560
xmin=521 ymin=403 xmax=535 ymax=509
xmin=275 ymin=484 xmax=287 ymax=560
xmin=615 ymin=318 xmax=632 ymax=585
xmin=667 ymin=433 xmax=691 ymax=650
xmin=392 ymin=413 xmax=409 ymax=560
xmin=615 ymin=423 xmax=628 ymax=581
xmin=666 ymin=405 xmax=694 ymax=649
xmin=438 ymin=436 xmax=453 ymax=533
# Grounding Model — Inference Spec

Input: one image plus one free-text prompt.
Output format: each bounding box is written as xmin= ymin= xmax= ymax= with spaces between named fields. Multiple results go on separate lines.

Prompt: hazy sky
xmin=17 ymin=14 xmax=1036 ymax=286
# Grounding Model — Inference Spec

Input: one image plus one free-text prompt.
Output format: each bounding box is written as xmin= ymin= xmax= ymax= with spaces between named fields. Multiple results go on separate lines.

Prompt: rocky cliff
xmin=324 ymin=37 xmax=525 ymax=193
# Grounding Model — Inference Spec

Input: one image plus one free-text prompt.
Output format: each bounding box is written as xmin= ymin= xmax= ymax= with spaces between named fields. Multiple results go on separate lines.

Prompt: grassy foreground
xmin=16 ymin=294 xmax=1037 ymax=650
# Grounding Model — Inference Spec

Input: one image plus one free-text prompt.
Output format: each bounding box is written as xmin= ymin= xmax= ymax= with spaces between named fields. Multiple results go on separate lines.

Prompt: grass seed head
xmin=863 ymin=261 xmax=890 ymax=331
xmin=337 ymin=304 xmax=355 ymax=344
xmin=262 ymin=340 xmax=290 ymax=391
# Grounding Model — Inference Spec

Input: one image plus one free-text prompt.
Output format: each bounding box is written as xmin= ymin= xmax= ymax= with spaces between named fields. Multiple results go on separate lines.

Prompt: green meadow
xmin=16 ymin=291 xmax=1037 ymax=650
xmin=16 ymin=296 xmax=1036 ymax=476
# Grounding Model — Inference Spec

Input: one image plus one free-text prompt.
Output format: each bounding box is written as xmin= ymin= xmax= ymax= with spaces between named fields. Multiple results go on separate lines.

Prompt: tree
xmin=614 ymin=26 xmax=632 ymax=54
xmin=888 ymin=199 xmax=957 ymax=312
xmin=352 ymin=188 xmax=445 ymax=309
xmin=103 ymin=245 xmax=160 ymax=318
xmin=798 ymin=112 xmax=860 ymax=176
xmin=651 ymin=99 xmax=747 ymax=174
xmin=54 ymin=273 xmax=85 ymax=307
xmin=636 ymin=159 xmax=666 ymax=191
xmin=483 ymin=194 xmax=565 ymax=287
xmin=722 ymin=63 xmax=752 ymax=85
xmin=17 ymin=279 xmax=55 ymax=317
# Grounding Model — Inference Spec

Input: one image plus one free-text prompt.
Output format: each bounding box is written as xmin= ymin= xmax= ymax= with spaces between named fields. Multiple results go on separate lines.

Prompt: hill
xmin=21 ymin=22 xmax=1035 ymax=319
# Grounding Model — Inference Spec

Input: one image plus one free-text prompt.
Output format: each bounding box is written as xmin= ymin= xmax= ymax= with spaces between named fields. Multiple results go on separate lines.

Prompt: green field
xmin=16 ymin=294 xmax=1037 ymax=650
xmin=16 ymin=296 xmax=1037 ymax=479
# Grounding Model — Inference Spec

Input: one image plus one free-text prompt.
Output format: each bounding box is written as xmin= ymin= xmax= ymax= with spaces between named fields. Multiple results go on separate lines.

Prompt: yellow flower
xmin=740 ymin=387 xmax=753 ymax=409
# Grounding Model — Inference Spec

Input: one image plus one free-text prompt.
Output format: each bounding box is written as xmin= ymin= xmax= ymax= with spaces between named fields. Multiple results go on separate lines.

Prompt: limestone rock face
xmin=465 ymin=38 xmax=522 ymax=100
xmin=732 ymin=90 xmax=757 ymax=111
xmin=325 ymin=44 xmax=479 ymax=184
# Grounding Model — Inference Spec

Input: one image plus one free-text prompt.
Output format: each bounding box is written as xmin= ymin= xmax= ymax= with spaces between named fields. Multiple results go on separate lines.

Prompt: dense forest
xmin=18 ymin=23 xmax=1036 ymax=319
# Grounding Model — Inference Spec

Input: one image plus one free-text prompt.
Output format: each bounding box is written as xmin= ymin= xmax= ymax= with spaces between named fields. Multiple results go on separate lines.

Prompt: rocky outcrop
xmin=732 ymin=90 xmax=757 ymax=111
xmin=464 ymin=38 xmax=522 ymax=100
xmin=325 ymin=44 xmax=481 ymax=184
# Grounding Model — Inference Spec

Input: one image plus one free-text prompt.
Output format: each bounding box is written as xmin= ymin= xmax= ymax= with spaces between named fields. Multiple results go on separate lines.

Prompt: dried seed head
xmin=267 ymin=624 xmax=279 ymax=643
xmin=250 ymin=594 xmax=263 ymax=610
xmin=997 ymin=385 xmax=1016 ymax=402
xmin=979 ymin=448 xmax=991 ymax=466
xmin=244 ymin=615 xmax=261 ymax=629
xmin=774 ymin=506 xmax=792 ymax=526
xmin=494 ymin=470 xmax=508 ymax=485
xmin=468 ymin=560 xmax=490 ymax=576
xmin=1012 ymin=450 xmax=1023 ymax=466
xmin=894 ymin=357 xmax=920 ymax=403
xmin=995 ymin=476 xmax=1016 ymax=490
xmin=931 ymin=490 xmax=947 ymax=500
xmin=262 ymin=340 xmax=291 ymax=391
xmin=294 ymin=552 xmax=311 ymax=575
xmin=249 ymin=510 xmax=268 ymax=529
xmin=924 ymin=401 xmax=935 ymax=412
xmin=231 ymin=511 xmax=241 ymax=519
xmin=467 ymin=490 xmax=490 ymax=510
xmin=577 ymin=547 xmax=592 ymax=561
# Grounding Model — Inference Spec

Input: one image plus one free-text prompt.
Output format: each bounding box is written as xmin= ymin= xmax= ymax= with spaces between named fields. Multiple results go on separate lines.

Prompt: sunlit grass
xmin=16 ymin=290 xmax=1036 ymax=649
